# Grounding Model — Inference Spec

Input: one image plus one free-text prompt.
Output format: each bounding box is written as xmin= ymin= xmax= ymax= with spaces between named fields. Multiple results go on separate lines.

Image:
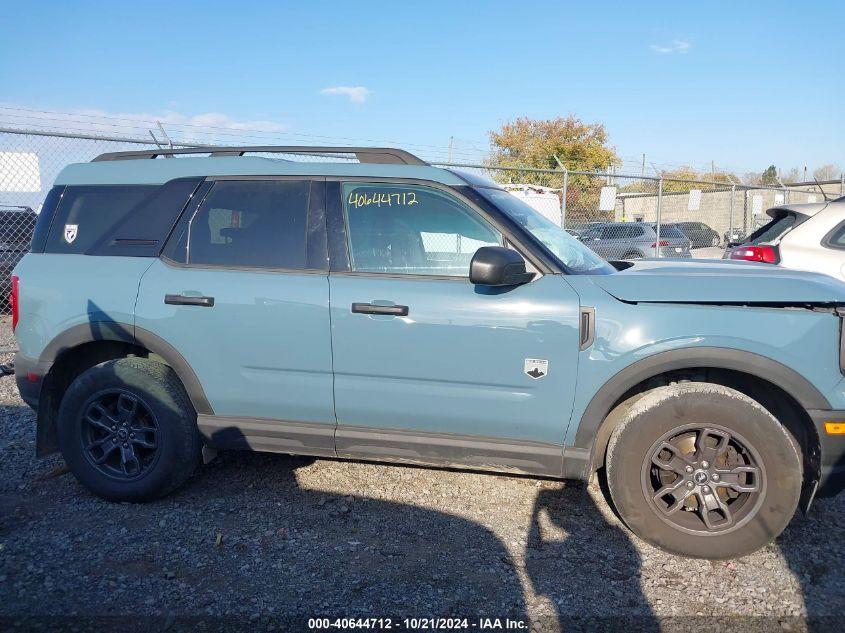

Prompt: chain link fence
xmin=0 ymin=126 xmax=842 ymax=309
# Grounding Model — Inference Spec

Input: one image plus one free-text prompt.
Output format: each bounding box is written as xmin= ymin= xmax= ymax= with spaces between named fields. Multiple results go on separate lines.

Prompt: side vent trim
xmin=579 ymin=306 xmax=596 ymax=351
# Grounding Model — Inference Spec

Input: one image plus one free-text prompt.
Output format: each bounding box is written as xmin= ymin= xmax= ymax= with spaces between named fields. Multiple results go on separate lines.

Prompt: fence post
xmin=561 ymin=168 xmax=569 ymax=228
xmin=655 ymin=178 xmax=663 ymax=258
xmin=728 ymin=184 xmax=736 ymax=243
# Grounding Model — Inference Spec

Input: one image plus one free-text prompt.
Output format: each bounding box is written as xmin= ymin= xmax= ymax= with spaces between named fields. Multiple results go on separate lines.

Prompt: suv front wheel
xmin=605 ymin=382 xmax=801 ymax=558
xmin=57 ymin=358 xmax=201 ymax=501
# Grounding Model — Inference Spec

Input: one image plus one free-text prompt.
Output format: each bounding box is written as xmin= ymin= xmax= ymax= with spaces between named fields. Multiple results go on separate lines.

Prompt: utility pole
xmin=448 ymin=136 xmax=453 ymax=163
xmin=711 ymin=160 xmax=715 ymax=181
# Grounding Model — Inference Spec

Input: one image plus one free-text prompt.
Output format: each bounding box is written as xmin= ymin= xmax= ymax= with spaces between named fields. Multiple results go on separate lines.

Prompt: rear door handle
xmin=164 ymin=294 xmax=215 ymax=307
xmin=351 ymin=302 xmax=409 ymax=316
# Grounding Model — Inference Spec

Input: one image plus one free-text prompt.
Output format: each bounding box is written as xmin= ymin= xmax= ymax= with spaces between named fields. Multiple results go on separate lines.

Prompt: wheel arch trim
xmin=570 ymin=346 xmax=830 ymax=476
xmin=38 ymin=321 xmax=214 ymax=415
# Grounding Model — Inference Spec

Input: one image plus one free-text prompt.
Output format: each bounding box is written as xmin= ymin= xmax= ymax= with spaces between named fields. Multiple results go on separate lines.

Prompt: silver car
xmin=579 ymin=222 xmax=692 ymax=260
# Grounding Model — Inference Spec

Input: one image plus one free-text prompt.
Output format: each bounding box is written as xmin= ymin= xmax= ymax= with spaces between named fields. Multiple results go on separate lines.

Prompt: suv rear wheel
xmin=605 ymin=382 xmax=801 ymax=558
xmin=57 ymin=358 xmax=201 ymax=501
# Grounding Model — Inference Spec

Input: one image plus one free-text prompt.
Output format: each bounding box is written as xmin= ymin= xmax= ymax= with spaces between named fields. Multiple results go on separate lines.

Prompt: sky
xmin=1 ymin=0 xmax=843 ymax=175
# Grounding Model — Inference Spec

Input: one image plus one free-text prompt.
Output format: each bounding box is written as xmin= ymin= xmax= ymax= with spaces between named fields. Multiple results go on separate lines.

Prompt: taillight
xmin=10 ymin=275 xmax=19 ymax=332
xmin=651 ymin=240 xmax=670 ymax=248
xmin=729 ymin=245 xmax=779 ymax=264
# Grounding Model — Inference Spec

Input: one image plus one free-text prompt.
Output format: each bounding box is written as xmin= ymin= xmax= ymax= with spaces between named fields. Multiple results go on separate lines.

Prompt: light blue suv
xmin=12 ymin=146 xmax=845 ymax=559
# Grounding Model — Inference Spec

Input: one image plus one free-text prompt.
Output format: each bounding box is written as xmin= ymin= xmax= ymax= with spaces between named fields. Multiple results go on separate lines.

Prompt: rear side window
xmin=823 ymin=222 xmax=845 ymax=250
xmin=185 ymin=180 xmax=311 ymax=269
xmin=45 ymin=185 xmax=157 ymax=254
xmin=748 ymin=212 xmax=798 ymax=244
xmin=655 ymin=226 xmax=684 ymax=239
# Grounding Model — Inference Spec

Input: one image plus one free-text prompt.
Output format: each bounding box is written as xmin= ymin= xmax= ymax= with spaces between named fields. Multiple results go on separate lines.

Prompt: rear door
xmin=136 ymin=177 xmax=336 ymax=455
xmin=327 ymin=180 xmax=581 ymax=476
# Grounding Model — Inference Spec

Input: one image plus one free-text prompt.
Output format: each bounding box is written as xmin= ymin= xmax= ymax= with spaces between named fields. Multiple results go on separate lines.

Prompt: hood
xmin=589 ymin=259 xmax=845 ymax=305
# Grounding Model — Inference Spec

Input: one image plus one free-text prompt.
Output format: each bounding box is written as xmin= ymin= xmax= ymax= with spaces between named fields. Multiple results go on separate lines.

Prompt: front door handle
xmin=165 ymin=294 xmax=215 ymax=307
xmin=351 ymin=302 xmax=409 ymax=316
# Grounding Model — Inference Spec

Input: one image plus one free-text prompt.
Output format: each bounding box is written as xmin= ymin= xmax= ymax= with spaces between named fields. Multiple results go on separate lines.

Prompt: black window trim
xmin=324 ymin=176 xmax=553 ymax=280
xmin=31 ymin=185 xmax=65 ymax=253
xmin=822 ymin=218 xmax=845 ymax=251
xmin=160 ymin=176 xmax=328 ymax=274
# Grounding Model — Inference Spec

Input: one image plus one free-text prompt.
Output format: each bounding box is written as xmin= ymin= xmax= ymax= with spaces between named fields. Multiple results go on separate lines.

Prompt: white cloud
xmin=649 ymin=40 xmax=691 ymax=54
xmin=320 ymin=86 xmax=372 ymax=103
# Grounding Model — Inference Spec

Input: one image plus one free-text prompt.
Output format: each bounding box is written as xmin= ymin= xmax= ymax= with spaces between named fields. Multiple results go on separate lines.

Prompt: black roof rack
xmin=92 ymin=146 xmax=428 ymax=166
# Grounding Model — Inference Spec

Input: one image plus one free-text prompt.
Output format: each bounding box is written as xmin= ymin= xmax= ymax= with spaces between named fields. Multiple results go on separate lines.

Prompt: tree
xmin=813 ymin=164 xmax=840 ymax=181
xmin=488 ymin=116 xmax=619 ymax=183
xmin=761 ymin=165 xmax=778 ymax=185
xmin=487 ymin=116 xmax=620 ymax=221
xmin=656 ymin=166 xmax=738 ymax=193
xmin=781 ymin=167 xmax=802 ymax=184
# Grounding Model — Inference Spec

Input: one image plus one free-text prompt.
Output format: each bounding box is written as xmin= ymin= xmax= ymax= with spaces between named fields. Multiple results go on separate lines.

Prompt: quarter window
xmin=825 ymin=222 xmax=845 ymax=250
xmin=45 ymin=185 xmax=156 ymax=253
xmin=186 ymin=180 xmax=310 ymax=269
xmin=342 ymin=183 xmax=501 ymax=276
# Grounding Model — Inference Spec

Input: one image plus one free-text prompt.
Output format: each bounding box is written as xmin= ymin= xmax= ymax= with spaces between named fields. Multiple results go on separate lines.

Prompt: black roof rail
xmin=92 ymin=146 xmax=428 ymax=166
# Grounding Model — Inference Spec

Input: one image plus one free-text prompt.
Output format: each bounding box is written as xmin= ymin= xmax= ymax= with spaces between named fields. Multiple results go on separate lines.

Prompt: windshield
xmin=475 ymin=187 xmax=615 ymax=275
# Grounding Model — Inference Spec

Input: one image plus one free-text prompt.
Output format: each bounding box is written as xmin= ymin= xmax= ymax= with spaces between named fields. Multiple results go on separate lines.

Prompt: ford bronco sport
xmin=12 ymin=146 xmax=845 ymax=559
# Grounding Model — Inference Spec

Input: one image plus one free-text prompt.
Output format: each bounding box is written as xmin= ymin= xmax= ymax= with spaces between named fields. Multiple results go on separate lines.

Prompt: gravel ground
xmin=0 ymin=316 xmax=843 ymax=631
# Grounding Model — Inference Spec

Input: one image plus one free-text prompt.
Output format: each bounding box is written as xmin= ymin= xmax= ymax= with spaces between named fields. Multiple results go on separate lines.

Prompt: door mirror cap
xmin=469 ymin=246 xmax=536 ymax=287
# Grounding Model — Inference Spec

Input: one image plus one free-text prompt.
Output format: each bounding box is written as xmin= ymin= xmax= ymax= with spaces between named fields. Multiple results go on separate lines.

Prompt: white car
xmin=726 ymin=197 xmax=845 ymax=282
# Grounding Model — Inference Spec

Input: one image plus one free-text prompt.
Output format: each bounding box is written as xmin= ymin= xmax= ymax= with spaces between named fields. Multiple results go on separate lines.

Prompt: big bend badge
xmin=524 ymin=358 xmax=548 ymax=380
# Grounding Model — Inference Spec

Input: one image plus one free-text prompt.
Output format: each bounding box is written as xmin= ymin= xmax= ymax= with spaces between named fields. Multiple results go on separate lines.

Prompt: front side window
xmin=342 ymin=183 xmax=501 ymax=276
xmin=473 ymin=187 xmax=615 ymax=275
xmin=186 ymin=180 xmax=310 ymax=269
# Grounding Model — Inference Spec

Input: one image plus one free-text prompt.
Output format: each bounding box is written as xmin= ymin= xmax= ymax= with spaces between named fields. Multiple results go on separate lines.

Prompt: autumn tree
xmin=488 ymin=116 xmax=619 ymax=186
xmin=658 ymin=166 xmax=738 ymax=193
xmin=487 ymin=116 xmax=620 ymax=223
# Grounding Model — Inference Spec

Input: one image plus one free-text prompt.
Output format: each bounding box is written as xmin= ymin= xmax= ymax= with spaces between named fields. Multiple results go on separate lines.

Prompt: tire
xmin=622 ymin=250 xmax=642 ymax=260
xmin=57 ymin=358 xmax=201 ymax=502
xmin=605 ymin=382 xmax=801 ymax=559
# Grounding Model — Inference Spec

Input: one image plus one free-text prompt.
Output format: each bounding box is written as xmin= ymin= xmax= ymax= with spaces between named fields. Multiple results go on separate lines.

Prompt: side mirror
xmin=469 ymin=246 xmax=536 ymax=287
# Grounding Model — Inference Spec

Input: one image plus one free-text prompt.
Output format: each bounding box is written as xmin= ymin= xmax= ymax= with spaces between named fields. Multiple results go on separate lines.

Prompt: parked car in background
xmin=579 ymin=222 xmax=691 ymax=259
xmin=725 ymin=199 xmax=845 ymax=282
xmin=723 ymin=227 xmax=747 ymax=245
xmin=0 ymin=205 xmax=37 ymax=311
xmin=670 ymin=221 xmax=721 ymax=248
xmin=565 ymin=220 xmax=604 ymax=239
xmin=12 ymin=145 xmax=845 ymax=560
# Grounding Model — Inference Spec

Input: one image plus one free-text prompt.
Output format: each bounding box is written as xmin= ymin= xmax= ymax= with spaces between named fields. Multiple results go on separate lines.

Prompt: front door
xmin=328 ymin=181 xmax=581 ymax=476
xmin=136 ymin=178 xmax=336 ymax=456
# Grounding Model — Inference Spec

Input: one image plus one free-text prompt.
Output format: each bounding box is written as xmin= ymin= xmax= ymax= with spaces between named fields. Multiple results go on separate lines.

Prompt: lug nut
xmin=702 ymin=485 xmax=711 ymax=493
xmin=123 ymin=443 xmax=128 ymax=448
xmin=685 ymin=465 xmax=694 ymax=473
xmin=711 ymin=473 xmax=720 ymax=482
xmin=112 ymin=438 xmax=117 ymax=443
xmin=701 ymin=461 xmax=710 ymax=469
xmin=130 ymin=433 xmax=135 ymax=438
xmin=686 ymin=481 xmax=694 ymax=489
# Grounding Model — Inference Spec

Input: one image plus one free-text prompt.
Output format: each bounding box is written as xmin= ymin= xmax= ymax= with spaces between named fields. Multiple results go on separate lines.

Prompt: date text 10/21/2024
xmin=307 ymin=617 xmax=529 ymax=630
